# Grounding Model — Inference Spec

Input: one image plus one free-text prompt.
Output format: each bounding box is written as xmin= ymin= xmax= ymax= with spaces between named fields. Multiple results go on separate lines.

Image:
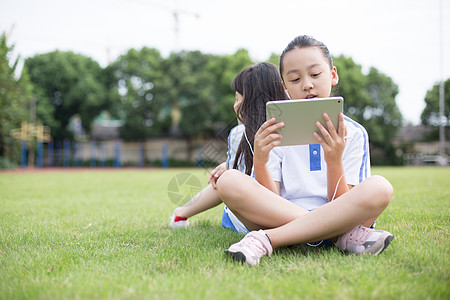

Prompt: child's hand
xmin=208 ymin=162 xmax=227 ymax=188
xmin=253 ymin=118 xmax=284 ymax=166
xmin=314 ymin=112 xmax=346 ymax=165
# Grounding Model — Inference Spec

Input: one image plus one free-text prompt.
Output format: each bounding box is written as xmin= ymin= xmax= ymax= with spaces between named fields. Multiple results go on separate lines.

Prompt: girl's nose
xmin=302 ymin=79 xmax=313 ymax=91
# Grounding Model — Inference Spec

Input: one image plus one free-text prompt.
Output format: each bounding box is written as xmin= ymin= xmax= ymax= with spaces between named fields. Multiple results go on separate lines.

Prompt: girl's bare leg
xmin=216 ymin=170 xmax=393 ymax=248
xmin=174 ymin=184 xmax=223 ymax=218
xmin=261 ymin=175 xmax=392 ymax=249
xmin=216 ymin=169 xmax=309 ymax=231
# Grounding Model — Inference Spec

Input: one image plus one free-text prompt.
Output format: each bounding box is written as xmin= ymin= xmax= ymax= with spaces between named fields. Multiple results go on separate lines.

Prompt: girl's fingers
xmin=338 ymin=113 xmax=345 ymax=138
xmin=313 ymin=131 xmax=326 ymax=147
xmin=316 ymin=120 xmax=333 ymax=144
xmin=208 ymin=166 xmax=220 ymax=183
xmin=256 ymin=118 xmax=284 ymax=140
xmin=211 ymin=177 xmax=217 ymax=188
xmin=322 ymin=113 xmax=338 ymax=139
xmin=256 ymin=117 xmax=277 ymax=135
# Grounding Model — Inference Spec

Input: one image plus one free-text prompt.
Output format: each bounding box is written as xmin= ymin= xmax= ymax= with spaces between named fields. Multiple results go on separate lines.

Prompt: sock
xmin=174 ymin=216 xmax=188 ymax=222
xmin=258 ymin=229 xmax=272 ymax=245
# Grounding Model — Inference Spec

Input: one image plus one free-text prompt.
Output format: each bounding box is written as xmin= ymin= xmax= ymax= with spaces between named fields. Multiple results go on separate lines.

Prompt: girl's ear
xmin=331 ymin=66 xmax=339 ymax=86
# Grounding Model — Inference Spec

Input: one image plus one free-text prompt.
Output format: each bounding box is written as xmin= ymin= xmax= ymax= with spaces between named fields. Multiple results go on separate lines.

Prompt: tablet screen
xmin=266 ymin=97 xmax=343 ymax=146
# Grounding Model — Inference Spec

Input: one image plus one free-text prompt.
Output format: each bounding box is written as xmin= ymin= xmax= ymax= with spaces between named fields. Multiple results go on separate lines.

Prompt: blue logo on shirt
xmin=309 ymin=144 xmax=321 ymax=171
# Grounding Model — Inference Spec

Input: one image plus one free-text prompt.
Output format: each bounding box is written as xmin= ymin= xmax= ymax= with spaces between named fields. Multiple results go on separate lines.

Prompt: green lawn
xmin=0 ymin=167 xmax=448 ymax=300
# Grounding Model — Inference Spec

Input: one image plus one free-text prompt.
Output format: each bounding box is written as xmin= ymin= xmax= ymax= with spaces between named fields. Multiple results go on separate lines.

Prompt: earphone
xmin=307 ymin=133 xmax=358 ymax=247
xmin=244 ymin=129 xmax=254 ymax=156
xmin=285 ymin=89 xmax=292 ymax=99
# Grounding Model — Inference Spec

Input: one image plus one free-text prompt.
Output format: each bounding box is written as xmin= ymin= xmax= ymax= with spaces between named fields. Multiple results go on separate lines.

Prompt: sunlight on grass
xmin=0 ymin=167 xmax=448 ymax=299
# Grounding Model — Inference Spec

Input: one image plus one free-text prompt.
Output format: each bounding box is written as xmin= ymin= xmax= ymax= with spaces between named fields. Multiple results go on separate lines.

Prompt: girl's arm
xmin=314 ymin=112 xmax=349 ymax=200
xmin=253 ymin=118 xmax=284 ymax=194
xmin=254 ymin=162 xmax=280 ymax=194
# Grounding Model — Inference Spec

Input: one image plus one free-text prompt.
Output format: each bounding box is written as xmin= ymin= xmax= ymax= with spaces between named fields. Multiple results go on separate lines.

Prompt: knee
xmin=373 ymin=175 xmax=393 ymax=201
xmin=366 ymin=175 xmax=394 ymax=209
xmin=215 ymin=169 xmax=244 ymax=197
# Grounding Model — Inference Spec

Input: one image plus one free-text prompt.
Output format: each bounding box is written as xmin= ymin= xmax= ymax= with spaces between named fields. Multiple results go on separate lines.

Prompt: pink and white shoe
xmin=225 ymin=230 xmax=273 ymax=266
xmin=335 ymin=225 xmax=394 ymax=255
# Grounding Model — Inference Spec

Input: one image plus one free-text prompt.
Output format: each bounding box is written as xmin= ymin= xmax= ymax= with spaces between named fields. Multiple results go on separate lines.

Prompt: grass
xmin=0 ymin=167 xmax=448 ymax=299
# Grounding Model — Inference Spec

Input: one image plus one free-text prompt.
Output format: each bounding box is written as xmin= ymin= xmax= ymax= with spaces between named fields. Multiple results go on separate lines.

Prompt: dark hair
xmin=279 ymin=35 xmax=333 ymax=81
xmin=230 ymin=67 xmax=250 ymax=96
xmin=232 ymin=62 xmax=287 ymax=175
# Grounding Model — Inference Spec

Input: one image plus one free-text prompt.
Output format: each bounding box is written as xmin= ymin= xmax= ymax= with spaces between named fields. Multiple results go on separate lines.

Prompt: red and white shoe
xmin=169 ymin=208 xmax=190 ymax=228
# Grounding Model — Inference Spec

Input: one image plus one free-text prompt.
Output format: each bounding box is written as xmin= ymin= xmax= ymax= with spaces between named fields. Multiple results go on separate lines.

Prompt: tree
xmin=25 ymin=51 xmax=108 ymax=140
xmin=333 ymin=55 xmax=402 ymax=164
xmin=267 ymin=53 xmax=280 ymax=67
xmin=364 ymin=67 xmax=402 ymax=164
xmin=161 ymin=49 xmax=254 ymax=162
xmin=106 ymin=47 xmax=169 ymax=140
xmin=332 ymin=55 xmax=372 ymax=120
xmin=207 ymin=49 xmax=254 ymax=131
xmin=421 ymin=79 xmax=450 ymax=140
xmin=163 ymin=51 xmax=218 ymax=138
xmin=0 ymin=33 xmax=32 ymax=165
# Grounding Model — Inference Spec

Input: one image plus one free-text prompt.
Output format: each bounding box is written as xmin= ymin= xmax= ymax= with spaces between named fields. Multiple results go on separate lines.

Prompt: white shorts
xmin=221 ymin=206 xmax=249 ymax=234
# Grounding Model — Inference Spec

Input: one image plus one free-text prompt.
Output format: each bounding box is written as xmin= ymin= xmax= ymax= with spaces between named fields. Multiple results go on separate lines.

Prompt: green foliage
xmin=207 ymin=49 xmax=253 ymax=131
xmin=0 ymin=167 xmax=448 ymax=299
xmin=108 ymin=48 xmax=253 ymax=142
xmin=267 ymin=52 xmax=280 ymax=66
xmin=0 ymin=156 xmax=18 ymax=169
xmin=333 ymin=56 xmax=402 ymax=165
xmin=25 ymin=51 xmax=109 ymax=140
xmin=421 ymin=78 xmax=450 ymax=140
xmin=0 ymin=33 xmax=32 ymax=162
xmin=364 ymin=68 xmax=403 ymax=165
xmin=4 ymin=40 xmax=406 ymax=165
xmin=106 ymin=47 xmax=169 ymax=140
xmin=333 ymin=55 xmax=372 ymax=119
xmin=421 ymin=78 xmax=450 ymax=126
xmin=164 ymin=51 xmax=218 ymax=138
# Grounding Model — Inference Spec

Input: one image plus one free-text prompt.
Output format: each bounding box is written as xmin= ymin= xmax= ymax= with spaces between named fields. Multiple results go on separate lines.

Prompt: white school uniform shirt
xmin=267 ymin=116 xmax=371 ymax=211
xmin=226 ymin=124 xmax=246 ymax=172
xmin=223 ymin=124 xmax=251 ymax=233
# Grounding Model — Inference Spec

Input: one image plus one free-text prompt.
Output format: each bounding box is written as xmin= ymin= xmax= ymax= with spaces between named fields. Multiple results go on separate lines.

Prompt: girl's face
xmin=282 ymin=46 xmax=338 ymax=100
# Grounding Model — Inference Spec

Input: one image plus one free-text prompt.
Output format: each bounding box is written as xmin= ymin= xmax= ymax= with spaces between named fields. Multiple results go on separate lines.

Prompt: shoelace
xmin=347 ymin=225 xmax=373 ymax=244
xmin=241 ymin=235 xmax=267 ymax=257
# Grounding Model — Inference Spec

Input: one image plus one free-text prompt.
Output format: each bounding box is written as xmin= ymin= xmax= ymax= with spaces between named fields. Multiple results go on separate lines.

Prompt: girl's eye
xmin=290 ymin=78 xmax=300 ymax=83
xmin=312 ymin=73 xmax=321 ymax=77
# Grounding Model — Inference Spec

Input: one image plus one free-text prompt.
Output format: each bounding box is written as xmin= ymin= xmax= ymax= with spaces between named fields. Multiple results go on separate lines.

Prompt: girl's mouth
xmin=306 ymin=94 xmax=316 ymax=99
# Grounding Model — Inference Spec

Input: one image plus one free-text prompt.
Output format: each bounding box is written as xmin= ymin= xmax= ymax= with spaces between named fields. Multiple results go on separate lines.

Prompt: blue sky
xmin=1 ymin=0 xmax=449 ymax=124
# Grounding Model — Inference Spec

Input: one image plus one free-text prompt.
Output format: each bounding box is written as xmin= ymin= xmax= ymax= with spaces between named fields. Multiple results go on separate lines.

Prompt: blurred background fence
xmin=19 ymin=138 xmax=228 ymax=169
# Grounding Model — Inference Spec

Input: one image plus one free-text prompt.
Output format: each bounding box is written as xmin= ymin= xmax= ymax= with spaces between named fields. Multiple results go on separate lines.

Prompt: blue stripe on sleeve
xmin=344 ymin=117 xmax=369 ymax=183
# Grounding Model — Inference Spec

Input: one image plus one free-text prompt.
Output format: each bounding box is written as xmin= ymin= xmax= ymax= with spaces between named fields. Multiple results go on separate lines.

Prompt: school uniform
xmin=222 ymin=116 xmax=371 ymax=234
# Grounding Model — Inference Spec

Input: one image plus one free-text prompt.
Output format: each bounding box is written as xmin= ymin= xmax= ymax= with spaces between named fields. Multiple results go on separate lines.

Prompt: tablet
xmin=266 ymin=97 xmax=343 ymax=146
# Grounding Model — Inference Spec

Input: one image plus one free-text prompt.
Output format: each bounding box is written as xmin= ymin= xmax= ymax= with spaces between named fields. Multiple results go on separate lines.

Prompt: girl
xmin=216 ymin=35 xmax=394 ymax=265
xmin=170 ymin=62 xmax=287 ymax=230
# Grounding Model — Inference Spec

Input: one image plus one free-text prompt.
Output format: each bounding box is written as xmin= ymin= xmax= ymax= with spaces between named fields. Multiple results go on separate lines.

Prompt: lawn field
xmin=0 ymin=167 xmax=448 ymax=299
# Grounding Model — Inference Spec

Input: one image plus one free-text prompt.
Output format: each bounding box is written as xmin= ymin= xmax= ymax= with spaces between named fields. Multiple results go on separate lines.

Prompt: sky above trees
xmin=1 ymin=0 xmax=449 ymax=124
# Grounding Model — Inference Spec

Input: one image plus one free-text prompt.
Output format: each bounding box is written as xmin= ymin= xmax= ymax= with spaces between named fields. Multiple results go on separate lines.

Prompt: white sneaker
xmin=169 ymin=208 xmax=190 ymax=228
xmin=225 ymin=230 xmax=273 ymax=266
xmin=335 ymin=225 xmax=394 ymax=255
